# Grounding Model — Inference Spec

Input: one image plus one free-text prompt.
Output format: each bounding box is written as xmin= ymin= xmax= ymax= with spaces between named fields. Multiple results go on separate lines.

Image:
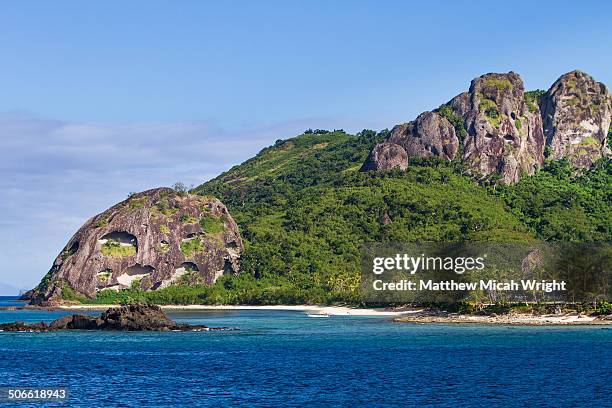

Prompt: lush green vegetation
xmin=200 ymin=216 xmax=225 ymax=234
xmin=524 ymin=89 xmax=546 ymax=113
xmin=60 ymin=282 xmax=82 ymax=302
xmin=179 ymin=236 xmax=204 ymax=258
xmin=497 ymin=158 xmax=611 ymax=241
xmin=100 ymin=240 xmax=137 ymax=258
xmin=484 ymin=77 xmax=513 ymax=92
xmin=87 ymin=273 xmax=351 ymax=305
xmin=479 ymin=98 xmax=502 ymax=128
xmin=82 ymin=127 xmax=610 ymax=306
xmin=437 ymin=104 xmax=468 ymax=141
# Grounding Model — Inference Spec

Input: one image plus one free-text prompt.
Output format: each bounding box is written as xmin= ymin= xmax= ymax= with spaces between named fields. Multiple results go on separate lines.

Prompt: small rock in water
xmin=0 ymin=304 xmax=230 ymax=332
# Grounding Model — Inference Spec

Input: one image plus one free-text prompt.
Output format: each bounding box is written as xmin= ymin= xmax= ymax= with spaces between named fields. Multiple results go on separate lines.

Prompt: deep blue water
xmin=0 ymin=296 xmax=610 ymax=407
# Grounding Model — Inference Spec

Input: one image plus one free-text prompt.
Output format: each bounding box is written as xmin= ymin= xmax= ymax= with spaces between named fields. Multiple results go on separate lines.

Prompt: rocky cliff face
xmin=361 ymin=142 xmax=409 ymax=171
xmin=364 ymin=70 xmax=610 ymax=183
xmin=362 ymin=111 xmax=458 ymax=171
xmin=29 ymin=188 xmax=243 ymax=305
xmin=541 ymin=70 xmax=612 ymax=167
xmin=458 ymin=72 xmax=545 ymax=184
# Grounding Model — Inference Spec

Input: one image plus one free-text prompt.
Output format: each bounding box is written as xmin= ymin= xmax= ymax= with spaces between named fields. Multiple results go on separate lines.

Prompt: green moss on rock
xmin=95 ymin=218 xmax=108 ymax=228
xmin=479 ymin=98 xmax=502 ymax=128
xmin=514 ymin=118 xmax=522 ymax=131
xmin=101 ymin=240 xmax=137 ymax=258
xmin=438 ymin=104 xmax=468 ymax=140
xmin=180 ymin=214 xmax=198 ymax=224
xmin=484 ymin=77 xmax=513 ymax=92
xmin=180 ymin=237 xmax=205 ymax=258
xmin=200 ymin=216 xmax=225 ymax=234
xmin=580 ymin=136 xmax=599 ymax=146
xmin=128 ymin=197 xmax=146 ymax=210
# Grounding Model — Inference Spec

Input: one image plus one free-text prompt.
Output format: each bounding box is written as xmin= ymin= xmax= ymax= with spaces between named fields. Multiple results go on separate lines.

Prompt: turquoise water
xmin=0 ymin=297 xmax=610 ymax=407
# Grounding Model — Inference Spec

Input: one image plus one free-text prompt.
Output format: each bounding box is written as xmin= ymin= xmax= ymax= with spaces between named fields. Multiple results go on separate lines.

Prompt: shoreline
xmin=394 ymin=312 xmax=612 ymax=326
xmin=5 ymin=302 xmax=610 ymax=324
xmin=54 ymin=305 xmax=612 ymax=324
xmin=54 ymin=304 xmax=418 ymax=316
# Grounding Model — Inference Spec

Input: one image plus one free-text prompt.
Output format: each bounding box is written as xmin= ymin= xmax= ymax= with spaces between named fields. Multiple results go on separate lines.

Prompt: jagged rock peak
xmin=28 ymin=187 xmax=243 ymax=305
xmin=460 ymin=72 xmax=545 ymax=184
xmin=541 ymin=70 xmax=612 ymax=167
xmin=362 ymin=70 xmax=609 ymax=184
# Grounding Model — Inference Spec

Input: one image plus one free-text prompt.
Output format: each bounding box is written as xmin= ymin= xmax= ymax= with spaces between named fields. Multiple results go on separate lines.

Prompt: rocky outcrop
xmin=361 ymin=142 xmax=408 ymax=171
xmin=28 ymin=188 xmax=243 ymax=305
xmin=361 ymin=112 xmax=458 ymax=171
xmin=0 ymin=304 xmax=227 ymax=331
xmin=50 ymin=304 xmax=209 ymax=331
xmin=363 ymin=70 xmax=610 ymax=183
xmin=390 ymin=112 xmax=459 ymax=161
xmin=541 ymin=70 xmax=612 ymax=167
xmin=460 ymin=72 xmax=545 ymax=183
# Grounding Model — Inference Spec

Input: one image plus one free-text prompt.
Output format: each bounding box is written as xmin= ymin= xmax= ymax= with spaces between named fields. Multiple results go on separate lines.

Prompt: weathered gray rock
xmin=362 ymin=70 xmax=612 ymax=184
xmin=361 ymin=141 xmax=408 ymax=171
xmin=461 ymin=72 xmax=545 ymax=184
xmin=362 ymin=111 xmax=459 ymax=171
xmin=28 ymin=188 xmax=243 ymax=305
xmin=387 ymin=112 xmax=459 ymax=161
xmin=541 ymin=70 xmax=612 ymax=167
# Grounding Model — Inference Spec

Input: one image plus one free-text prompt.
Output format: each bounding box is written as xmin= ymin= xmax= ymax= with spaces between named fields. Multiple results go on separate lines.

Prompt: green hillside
xmin=188 ymin=128 xmax=609 ymax=305
xmin=86 ymin=128 xmax=610 ymax=306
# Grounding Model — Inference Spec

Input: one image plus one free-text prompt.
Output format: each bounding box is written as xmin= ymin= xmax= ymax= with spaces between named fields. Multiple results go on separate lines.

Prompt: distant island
xmin=22 ymin=70 xmax=611 ymax=316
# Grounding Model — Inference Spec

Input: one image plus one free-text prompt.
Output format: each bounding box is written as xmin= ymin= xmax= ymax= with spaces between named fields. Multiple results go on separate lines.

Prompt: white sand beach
xmin=54 ymin=304 xmax=612 ymax=324
xmin=57 ymin=304 xmax=419 ymax=316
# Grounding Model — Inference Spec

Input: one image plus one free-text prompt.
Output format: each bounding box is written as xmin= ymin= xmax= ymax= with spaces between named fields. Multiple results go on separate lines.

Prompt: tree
xmin=172 ymin=182 xmax=188 ymax=196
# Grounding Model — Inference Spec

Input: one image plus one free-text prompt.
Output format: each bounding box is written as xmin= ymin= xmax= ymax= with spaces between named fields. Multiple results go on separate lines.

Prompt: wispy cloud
xmin=0 ymin=111 xmax=357 ymax=292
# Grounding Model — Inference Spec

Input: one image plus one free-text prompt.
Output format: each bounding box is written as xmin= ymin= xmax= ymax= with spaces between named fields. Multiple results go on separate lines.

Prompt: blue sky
xmin=1 ymin=0 xmax=611 ymax=293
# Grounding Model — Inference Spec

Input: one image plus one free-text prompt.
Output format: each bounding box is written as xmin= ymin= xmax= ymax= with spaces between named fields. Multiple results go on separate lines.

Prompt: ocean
xmin=0 ymin=296 xmax=610 ymax=407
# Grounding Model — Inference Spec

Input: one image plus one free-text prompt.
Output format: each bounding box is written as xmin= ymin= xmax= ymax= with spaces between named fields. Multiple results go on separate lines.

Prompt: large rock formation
xmin=28 ymin=188 xmax=243 ymax=305
xmin=363 ymin=70 xmax=610 ymax=183
xmin=361 ymin=142 xmax=409 ymax=171
xmin=458 ymin=72 xmax=545 ymax=184
xmin=362 ymin=111 xmax=458 ymax=171
xmin=391 ymin=112 xmax=459 ymax=160
xmin=541 ymin=70 xmax=612 ymax=167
